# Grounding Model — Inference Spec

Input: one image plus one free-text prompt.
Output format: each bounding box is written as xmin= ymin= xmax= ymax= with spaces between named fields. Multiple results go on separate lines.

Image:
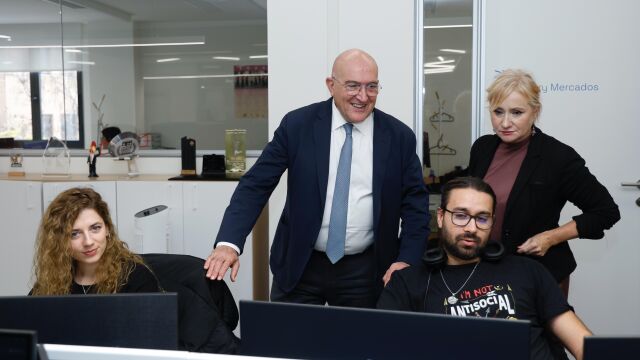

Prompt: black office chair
xmin=141 ymin=253 xmax=240 ymax=354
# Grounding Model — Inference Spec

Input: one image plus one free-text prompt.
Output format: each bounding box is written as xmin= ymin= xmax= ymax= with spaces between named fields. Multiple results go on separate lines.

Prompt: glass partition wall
xmin=422 ymin=0 xmax=474 ymax=188
xmin=0 ymin=0 xmax=268 ymax=151
xmin=0 ymin=2 xmax=72 ymax=147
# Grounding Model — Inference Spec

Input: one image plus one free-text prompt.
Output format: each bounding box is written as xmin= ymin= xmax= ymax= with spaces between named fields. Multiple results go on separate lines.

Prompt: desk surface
xmin=43 ymin=344 xmax=284 ymax=360
xmin=0 ymin=173 xmax=243 ymax=182
xmin=0 ymin=173 xmax=173 ymax=182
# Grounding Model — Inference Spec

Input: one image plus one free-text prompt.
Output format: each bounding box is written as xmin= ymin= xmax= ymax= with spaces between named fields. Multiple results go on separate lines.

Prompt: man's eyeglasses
xmin=443 ymin=209 xmax=494 ymax=230
xmin=332 ymin=76 xmax=381 ymax=96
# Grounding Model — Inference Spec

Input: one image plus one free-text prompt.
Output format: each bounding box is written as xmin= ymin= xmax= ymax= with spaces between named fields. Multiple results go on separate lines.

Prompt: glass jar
xmin=225 ymin=129 xmax=246 ymax=173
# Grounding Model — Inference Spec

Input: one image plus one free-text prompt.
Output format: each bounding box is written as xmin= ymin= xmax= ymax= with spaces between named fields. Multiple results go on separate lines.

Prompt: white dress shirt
xmin=314 ymin=102 xmax=374 ymax=255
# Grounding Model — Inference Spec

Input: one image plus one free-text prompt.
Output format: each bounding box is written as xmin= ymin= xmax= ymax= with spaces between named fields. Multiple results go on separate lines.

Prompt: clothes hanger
xmin=429 ymin=92 xmax=455 ymax=125
xmin=429 ymin=134 xmax=457 ymax=155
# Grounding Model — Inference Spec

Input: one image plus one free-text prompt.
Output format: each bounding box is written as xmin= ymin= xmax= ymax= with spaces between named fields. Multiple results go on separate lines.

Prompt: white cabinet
xmin=115 ymin=181 xmax=183 ymax=254
xmin=42 ymin=181 xmax=118 ymax=226
xmin=182 ymin=181 xmax=254 ymax=303
xmin=0 ymin=181 xmax=42 ymax=295
xmin=115 ymin=180 xmax=254 ymax=305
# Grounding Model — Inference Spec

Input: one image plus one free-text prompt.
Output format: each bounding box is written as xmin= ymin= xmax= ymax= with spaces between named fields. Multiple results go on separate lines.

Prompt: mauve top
xmin=483 ymin=137 xmax=530 ymax=242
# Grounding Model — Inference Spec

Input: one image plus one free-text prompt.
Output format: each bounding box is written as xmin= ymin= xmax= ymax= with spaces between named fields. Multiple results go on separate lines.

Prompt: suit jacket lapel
xmin=372 ymin=109 xmax=391 ymax=228
xmin=504 ymin=127 xmax=543 ymax=216
xmin=314 ymin=99 xmax=333 ymax=210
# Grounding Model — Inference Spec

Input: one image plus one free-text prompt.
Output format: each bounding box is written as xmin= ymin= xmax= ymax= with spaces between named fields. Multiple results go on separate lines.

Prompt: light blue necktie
xmin=326 ymin=123 xmax=353 ymax=264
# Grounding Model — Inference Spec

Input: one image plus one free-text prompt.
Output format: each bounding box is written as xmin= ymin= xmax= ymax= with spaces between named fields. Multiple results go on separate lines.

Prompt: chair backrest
xmin=141 ymin=253 xmax=239 ymax=354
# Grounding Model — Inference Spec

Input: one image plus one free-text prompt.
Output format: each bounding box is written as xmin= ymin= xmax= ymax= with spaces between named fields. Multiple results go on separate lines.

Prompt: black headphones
xmin=421 ymin=240 xmax=504 ymax=312
xmin=421 ymin=240 xmax=505 ymax=269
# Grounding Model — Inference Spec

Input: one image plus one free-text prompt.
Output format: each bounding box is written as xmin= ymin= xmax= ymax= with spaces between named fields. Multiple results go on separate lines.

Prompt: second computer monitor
xmin=240 ymin=300 xmax=530 ymax=360
xmin=0 ymin=293 xmax=178 ymax=350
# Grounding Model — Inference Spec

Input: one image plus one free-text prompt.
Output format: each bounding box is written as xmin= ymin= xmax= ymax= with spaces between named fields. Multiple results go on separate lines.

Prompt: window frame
xmin=24 ymin=70 xmax=85 ymax=149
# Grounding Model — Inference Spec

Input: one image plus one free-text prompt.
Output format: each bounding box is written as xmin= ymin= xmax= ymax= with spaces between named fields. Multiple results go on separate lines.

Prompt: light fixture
xmin=65 ymin=49 xmax=82 ymax=53
xmin=0 ymin=41 xmax=204 ymax=50
xmin=0 ymin=35 xmax=11 ymax=41
xmin=440 ymin=48 xmax=466 ymax=54
xmin=424 ymin=60 xmax=455 ymax=66
xmin=424 ymin=60 xmax=455 ymax=75
xmin=68 ymin=60 xmax=95 ymax=65
xmin=249 ymin=55 xmax=268 ymax=59
xmin=424 ymin=24 xmax=472 ymax=29
xmin=424 ymin=67 xmax=455 ymax=74
xmin=156 ymin=58 xmax=180 ymax=63
xmin=213 ymin=56 xmax=240 ymax=61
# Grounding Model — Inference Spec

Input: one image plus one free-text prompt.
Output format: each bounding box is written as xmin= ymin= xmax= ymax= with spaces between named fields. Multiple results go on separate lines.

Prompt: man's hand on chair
xmin=204 ymin=246 xmax=240 ymax=282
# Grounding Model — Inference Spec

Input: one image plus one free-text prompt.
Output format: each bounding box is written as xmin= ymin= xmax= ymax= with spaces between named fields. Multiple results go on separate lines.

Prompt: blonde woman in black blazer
xmin=468 ymin=70 xmax=619 ymax=297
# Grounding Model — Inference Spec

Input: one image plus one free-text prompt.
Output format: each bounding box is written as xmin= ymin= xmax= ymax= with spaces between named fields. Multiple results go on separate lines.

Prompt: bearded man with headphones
xmin=377 ymin=177 xmax=592 ymax=360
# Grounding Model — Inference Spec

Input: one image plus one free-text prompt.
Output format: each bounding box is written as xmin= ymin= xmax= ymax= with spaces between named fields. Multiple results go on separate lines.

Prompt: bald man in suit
xmin=205 ymin=49 xmax=429 ymax=307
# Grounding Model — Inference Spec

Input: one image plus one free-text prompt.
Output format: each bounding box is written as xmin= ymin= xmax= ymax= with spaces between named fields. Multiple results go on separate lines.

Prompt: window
xmin=2 ymin=0 xmax=267 ymax=152
xmin=0 ymin=70 xmax=84 ymax=148
xmin=422 ymin=0 xmax=474 ymax=187
xmin=0 ymin=72 xmax=31 ymax=141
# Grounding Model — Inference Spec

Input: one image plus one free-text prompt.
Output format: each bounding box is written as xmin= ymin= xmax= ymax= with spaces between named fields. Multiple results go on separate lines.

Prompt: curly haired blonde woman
xmin=31 ymin=187 xmax=160 ymax=295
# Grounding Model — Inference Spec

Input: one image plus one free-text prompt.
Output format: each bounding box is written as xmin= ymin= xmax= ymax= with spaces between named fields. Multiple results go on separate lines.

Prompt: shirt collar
xmin=331 ymin=101 xmax=374 ymax=136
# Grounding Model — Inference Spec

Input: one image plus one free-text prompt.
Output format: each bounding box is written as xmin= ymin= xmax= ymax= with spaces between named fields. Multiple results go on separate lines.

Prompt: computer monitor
xmin=239 ymin=300 xmax=530 ymax=360
xmin=0 ymin=329 xmax=37 ymax=360
xmin=0 ymin=293 xmax=178 ymax=350
xmin=584 ymin=336 xmax=640 ymax=360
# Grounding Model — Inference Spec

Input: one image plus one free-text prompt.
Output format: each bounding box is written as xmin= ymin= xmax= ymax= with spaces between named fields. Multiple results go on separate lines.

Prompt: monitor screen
xmin=239 ymin=300 xmax=530 ymax=360
xmin=0 ymin=294 xmax=177 ymax=350
xmin=0 ymin=329 xmax=37 ymax=360
xmin=584 ymin=336 xmax=640 ymax=360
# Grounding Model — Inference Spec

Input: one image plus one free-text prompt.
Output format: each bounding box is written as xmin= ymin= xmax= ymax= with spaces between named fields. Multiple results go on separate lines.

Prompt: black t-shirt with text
xmin=378 ymin=256 xmax=571 ymax=360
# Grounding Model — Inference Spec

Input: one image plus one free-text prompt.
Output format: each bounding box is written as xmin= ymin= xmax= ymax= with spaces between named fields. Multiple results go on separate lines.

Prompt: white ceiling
xmin=0 ymin=0 xmax=266 ymax=24
xmin=0 ymin=1 xmax=468 ymax=26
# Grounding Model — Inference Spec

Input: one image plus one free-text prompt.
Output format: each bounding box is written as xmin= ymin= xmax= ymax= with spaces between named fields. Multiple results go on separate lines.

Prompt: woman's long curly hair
xmin=31 ymin=187 xmax=144 ymax=295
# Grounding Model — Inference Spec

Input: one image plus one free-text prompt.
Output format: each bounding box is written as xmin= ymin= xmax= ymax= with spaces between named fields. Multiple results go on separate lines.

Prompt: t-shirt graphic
xmin=443 ymin=283 xmax=517 ymax=319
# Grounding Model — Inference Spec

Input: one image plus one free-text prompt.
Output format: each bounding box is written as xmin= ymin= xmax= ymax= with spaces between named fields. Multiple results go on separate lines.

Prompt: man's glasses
xmin=443 ymin=209 xmax=494 ymax=230
xmin=332 ymin=76 xmax=381 ymax=96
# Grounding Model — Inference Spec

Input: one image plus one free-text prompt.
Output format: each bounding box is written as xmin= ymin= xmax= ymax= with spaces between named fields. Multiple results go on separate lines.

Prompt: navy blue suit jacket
xmin=215 ymin=98 xmax=429 ymax=293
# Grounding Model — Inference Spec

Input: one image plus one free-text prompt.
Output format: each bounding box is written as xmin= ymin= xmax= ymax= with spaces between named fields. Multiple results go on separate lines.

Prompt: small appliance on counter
xmin=108 ymin=131 xmax=140 ymax=176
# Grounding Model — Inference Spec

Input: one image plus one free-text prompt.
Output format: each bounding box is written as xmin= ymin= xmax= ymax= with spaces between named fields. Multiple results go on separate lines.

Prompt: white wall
xmin=267 ymin=0 xmax=417 ymax=283
xmin=482 ymin=0 xmax=640 ymax=335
